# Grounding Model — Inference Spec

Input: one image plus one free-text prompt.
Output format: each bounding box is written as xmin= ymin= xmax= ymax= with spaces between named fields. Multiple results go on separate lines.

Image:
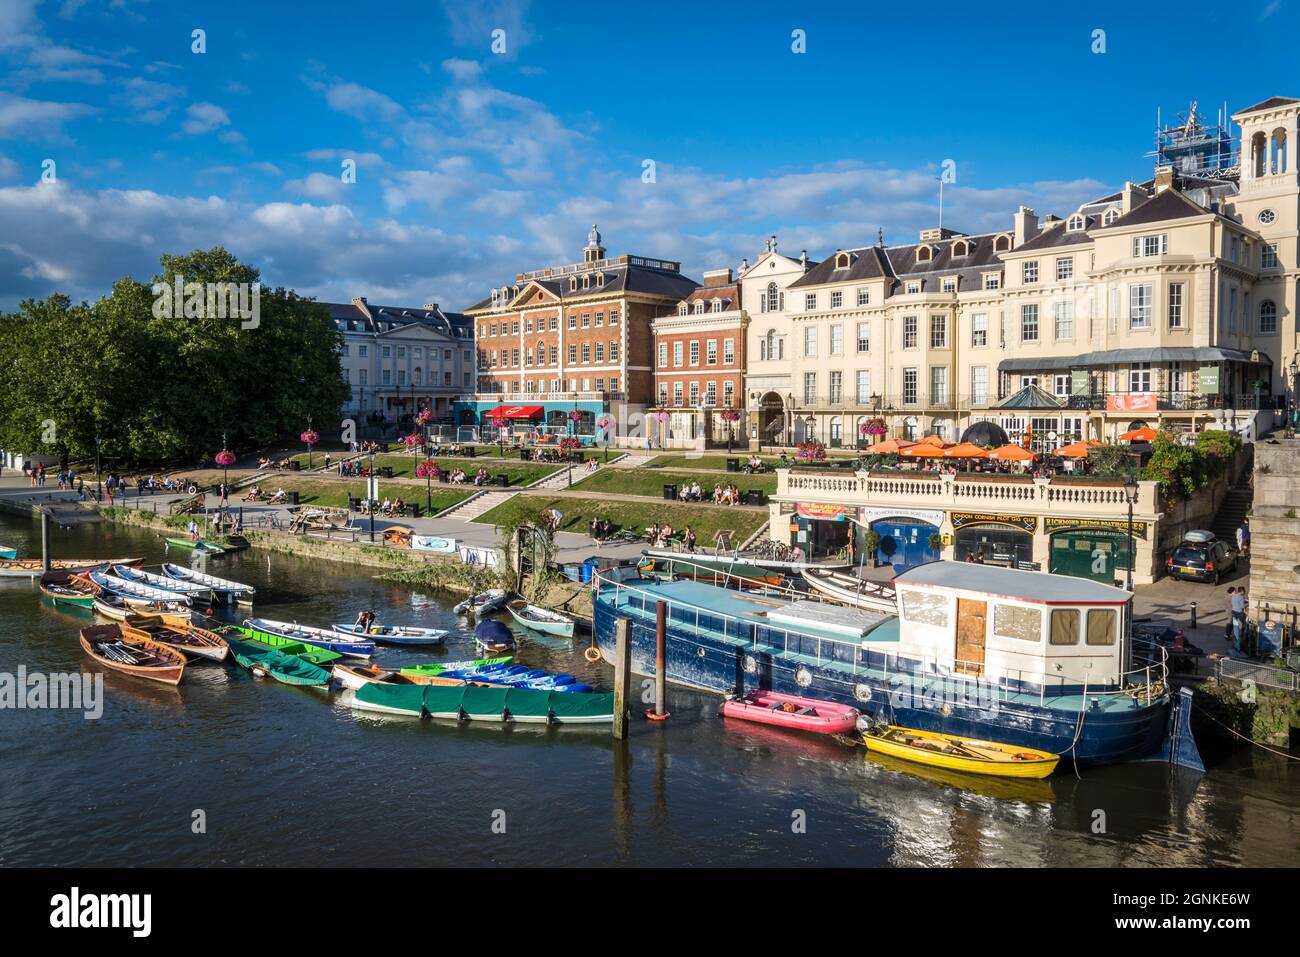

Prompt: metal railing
xmin=1215 ymin=657 xmax=1298 ymax=692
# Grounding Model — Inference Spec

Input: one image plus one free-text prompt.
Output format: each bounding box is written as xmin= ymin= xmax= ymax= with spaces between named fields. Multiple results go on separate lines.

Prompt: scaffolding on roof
xmin=1147 ymin=100 xmax=1239 ymax=177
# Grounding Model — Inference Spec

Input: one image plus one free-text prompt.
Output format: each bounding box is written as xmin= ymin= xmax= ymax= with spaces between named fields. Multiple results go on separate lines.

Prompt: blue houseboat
xmin=593 ymin=561 xmax=1176 ymax=765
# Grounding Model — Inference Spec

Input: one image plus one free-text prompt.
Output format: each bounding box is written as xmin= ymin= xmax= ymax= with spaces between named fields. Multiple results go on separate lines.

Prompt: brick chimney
xmin=702 ymin=268 xmax=733 ymax=287
xmin=1153 ymin=166 xmax=1176 ymax=193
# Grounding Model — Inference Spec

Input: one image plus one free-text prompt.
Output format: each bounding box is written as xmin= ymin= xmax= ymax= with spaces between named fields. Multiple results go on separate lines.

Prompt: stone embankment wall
xmin=1250 ymin=438 xmax=1300 ymax=625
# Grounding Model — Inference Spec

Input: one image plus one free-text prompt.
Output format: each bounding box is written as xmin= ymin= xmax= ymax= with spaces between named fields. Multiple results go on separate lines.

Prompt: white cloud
xmin=0 ymin=154 xmax=20 ymax=181
xmin=285 ymin=171 xmax=350 ymax=201
xmin=181 ymin=101 xmax=231 ymax=135
xmin=440 ymin=0 xmax=532 ymax=58
xmin=325 ymin=82 xmax=404 ymax=123
xmin=0 ymin=91 xmax=95 ymax=138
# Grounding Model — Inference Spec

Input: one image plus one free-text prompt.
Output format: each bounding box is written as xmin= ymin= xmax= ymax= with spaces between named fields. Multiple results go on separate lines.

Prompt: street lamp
xmin=215 ymin=436 xmax=236 ymax=511
xmin=94 ymin=433 xmax=102 ymax=501
xmin=1123 ymin=472 xmax=1139 ymax=592
xmin=368 ymin=444 xmax=376 ymax=543
xmin=300 ymin=419 xmax=319 ymax=470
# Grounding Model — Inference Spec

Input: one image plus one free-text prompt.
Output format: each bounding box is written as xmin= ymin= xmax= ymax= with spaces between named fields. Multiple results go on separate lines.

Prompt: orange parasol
xmin=899 ymin=442 xmax=950 ymax=458
xmin=987 ymin=443 xmax=1038 ymax=462
xmin=870 ymin=438 xmax=915 ymax=454
xmin=1120 ymin=426 xmax=1158 ymax=442
xmin=1056 ymin=440 xmax=1102 ymax=458
xmin=917 ymin=433 xmax=948 ymax=447
xmin=941 ymin=441 xmax=991 ymax=459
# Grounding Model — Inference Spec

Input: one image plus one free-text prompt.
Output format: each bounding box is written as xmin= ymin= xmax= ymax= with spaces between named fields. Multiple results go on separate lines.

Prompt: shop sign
xmin=797 ymin=503 xmax=848 ymax=522
xmin=1199 ymin=365 xmax=1220 ymax=395
xmin=1106 ymin=393 xmax=1157 ymax=413
xmin=950 ymin=511 xmax=1037 ymax=533
xmin=859 ymin=506 xmax=945 ymax=528
xmin=1044 ymin=517 xmax=1148 ymax=539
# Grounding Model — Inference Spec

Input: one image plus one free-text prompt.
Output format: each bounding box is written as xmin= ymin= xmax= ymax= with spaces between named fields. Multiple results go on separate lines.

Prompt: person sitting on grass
xmin=267 ymin=487 xmax=287 ymax=505
xmin=646 ymin=522 xmax=661 ymax=545
xmin=590 ymin=517 xmax=603 ymax=542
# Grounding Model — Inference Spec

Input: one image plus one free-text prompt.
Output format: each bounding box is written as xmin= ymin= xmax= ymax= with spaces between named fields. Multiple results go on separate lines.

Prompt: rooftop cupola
xmin=584 ymin=223 xmax=606 ymax=263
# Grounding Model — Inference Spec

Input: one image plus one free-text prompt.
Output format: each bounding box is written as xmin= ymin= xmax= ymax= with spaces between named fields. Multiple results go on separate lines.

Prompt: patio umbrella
xmin=1056 ymin=440 xmax=1101 ymax=458
xmin=899 ymin=442 xmax=950 ymax=458
xmin=941 ymin=441 xmax=991 ymax=459
xmin=1120 ymin=426 xmax=1158 ymax=442
xmin=987 ymin=443 xmax=1038 ymax=462
xmin=917 ymin=433 xmax=948 ymax=446
xmin=870 ymin=438 xmax=915 ymax=454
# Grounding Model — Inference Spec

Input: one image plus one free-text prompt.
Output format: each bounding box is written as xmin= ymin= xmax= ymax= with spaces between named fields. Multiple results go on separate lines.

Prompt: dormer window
xmin=906 ymin=281 xmax=921 ymax=294
xmin=711 ymin=299 xmax=723 ymax=313
xmin=569 ymin=277 xmax=578 ymax=291
xmin=1066 ymin=214 xmax=1085 ymax=232
xmin=916 ymin=246 xmax=933 ymax=263
xmin=834 ymin=251 xmax=853 ymax=269
xmin=693 ymin=301 xmax=705 ymax=315
xmin=678 ymin=303 xmax=688 ymax=316
xmin=993 ymin=234 xmax=1012 ymax=252
xmin=951 ymin=240 xmax=970 ymax=257
xmin=1102 ymin=208 xmax=1120 ymax=226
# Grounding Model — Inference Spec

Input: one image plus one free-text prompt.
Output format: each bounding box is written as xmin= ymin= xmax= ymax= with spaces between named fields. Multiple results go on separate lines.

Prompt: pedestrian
xmin=1236 ymin=518 xmax=1250 ymax=559
xmin=187 ymin=518 xmax=199 ymax=542
xmin=1227 ymin=586 xmax=1247 ymax=653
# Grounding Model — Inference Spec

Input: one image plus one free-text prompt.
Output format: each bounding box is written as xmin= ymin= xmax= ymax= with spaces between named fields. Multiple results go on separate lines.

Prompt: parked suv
xmin=1166 ymin=530 xmax=1238 ymax=584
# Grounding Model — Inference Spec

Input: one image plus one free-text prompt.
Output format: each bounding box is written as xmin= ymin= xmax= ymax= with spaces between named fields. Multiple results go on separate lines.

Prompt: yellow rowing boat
xmin=862 ymin=726 xmax=1059 ymax=779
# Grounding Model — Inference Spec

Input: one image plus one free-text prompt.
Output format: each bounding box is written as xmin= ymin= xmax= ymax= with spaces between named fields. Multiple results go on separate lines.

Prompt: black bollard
xmin=1189 ymin=601 xmax=1197 ymax=631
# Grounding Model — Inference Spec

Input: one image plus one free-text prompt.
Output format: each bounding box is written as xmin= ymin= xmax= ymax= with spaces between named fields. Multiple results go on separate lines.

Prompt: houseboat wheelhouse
xmin=592 ymin=560 xmax=1176 ymax=766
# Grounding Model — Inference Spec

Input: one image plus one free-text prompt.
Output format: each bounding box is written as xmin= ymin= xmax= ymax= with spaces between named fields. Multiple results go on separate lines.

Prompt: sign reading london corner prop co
xmin=949 ymin=512 xmax=1038 ymax=533
xmin=1044 ymin=517 xmax=1148 ymax=539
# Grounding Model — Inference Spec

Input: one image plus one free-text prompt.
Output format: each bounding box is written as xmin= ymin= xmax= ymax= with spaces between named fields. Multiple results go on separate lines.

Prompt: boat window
xmin=1086 ymin=608 xmax=1117 ymax=646
xmin=1049 ymin=608 xmax=1080 ymax=646
xmin=901 ymin=589 xmax=949 ymax=627
xmin=992 ymin=603 xmax=1041 ymax=642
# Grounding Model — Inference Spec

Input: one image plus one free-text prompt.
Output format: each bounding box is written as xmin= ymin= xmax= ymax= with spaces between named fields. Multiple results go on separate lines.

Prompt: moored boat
xmin=331 ymin=664 xmax=424 ymax=692
xmin=79 ymin=623 xmax=186 ymax=685
xmin=721 ymin=690 xmax=858 ymax=734
xmin=453 ymin=588 xmax=509 ymax=616
xmin=506 ymin=600 xmax=575 ymax=638
xmin=39 ymin=570 xmax=99 ymax=608
xmin=801 ymin=567 xmax=897 ymax=612
xmin=642 ymin=547 xmax=847 ymax=576
xmin=398 ymin=656 xmax=512 ymax=682
xmin=242 ymin=617 xmax=374 ymax=659
xmin=89 ymin=570 xmax=193 ymax=606
xmin=158 ymin=563 xmax=255 ymax=604
xmin=474 ymin=619 xmax=515 ymax=654
xmin=164 ymin=537 xmax=226 ymax=555
xmin=216 ymin=626 xmax=343 ymax=666
xmin=121 ymin=614 xmax=230 ymax=662
xmin=862 ymin=726 xmax=1060 ymax=779
xmin=0 ymin=547 xmax=16 ymax=559
xmin=331 ymin=622 xmax=448 ymax=646
xmin=113 ymin=564 xmax=212 ymax=597
xmin=350 ymin=683 xmax=614 ymax=724
xmin=637 ymin=553 xmax=783 ymax=588
xmin=0 ymin=556 xmax=143 ymax=579
xmin=225 ymin=636 xmax=331 ymax=686
xmin=93 ymin=592 xmax=190 ymax=620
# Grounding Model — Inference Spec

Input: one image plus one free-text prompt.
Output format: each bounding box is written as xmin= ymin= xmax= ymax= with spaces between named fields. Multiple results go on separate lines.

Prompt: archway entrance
xmin=758 ymin=392 xmax=785 ymax=446
xmin=871 ymin=517 xmax=940 ymax=570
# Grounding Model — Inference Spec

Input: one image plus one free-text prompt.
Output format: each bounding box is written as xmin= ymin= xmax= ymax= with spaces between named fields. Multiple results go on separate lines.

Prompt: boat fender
xmin=697 ymin=647 xmax=706 ymax=658
xmin=742 ymin=655 xmax=757 ymax=674
xmin=853 ymin=683 xmax=872 ymax=703
xmin=584 ymin=646 xmax=602 ymax=663
xmin=794 ymin=666 xmax=812 ymax=688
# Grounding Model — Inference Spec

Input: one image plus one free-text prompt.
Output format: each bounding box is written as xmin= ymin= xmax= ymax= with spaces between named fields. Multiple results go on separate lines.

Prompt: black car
xmin=1166 ymin=539 xmax=1237 ymax=584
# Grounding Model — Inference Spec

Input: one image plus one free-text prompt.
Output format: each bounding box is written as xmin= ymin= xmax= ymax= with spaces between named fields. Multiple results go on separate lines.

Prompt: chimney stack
xmin=1153 ymin=166 xmax=1176 ymax=193
xmin=1121 ymin=181 xmax=1143 ymax=213
xmin=1013 ymin=206 xmax=1039 ymax=247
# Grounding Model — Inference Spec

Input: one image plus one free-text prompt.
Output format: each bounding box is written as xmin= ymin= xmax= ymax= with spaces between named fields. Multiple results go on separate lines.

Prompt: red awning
xmin=484 ymin=405 xmax=544 ymax=420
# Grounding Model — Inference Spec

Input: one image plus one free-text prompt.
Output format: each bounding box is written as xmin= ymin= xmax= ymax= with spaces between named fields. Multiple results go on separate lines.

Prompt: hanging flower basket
xmin=796 ymin=440 xmax=827 ymax=462
xmin=415 ymin=408 xmax=433 ymax=426
xmin=559 ymin=437 xmax=581 ymax=452
xmin=214 ymin=449 xmax=237 ymax=467
xmin=567 ymin=410 xmax=583 ymax=423
xmin=595 ymin=414 xmax=613 ymax=431
xmin=719 ymin=409 xmax=741 ymax=423
xmin=655 ymin=409 xmax=670 ymax=423
xmin=299 ymin=430 xmax=320 ymax=446
xmin=415 ymin=461 xmax=439 ymax=479
xmin=402 ymin=432 xmax=424 ymax=450
xmin=860 ymin=418 xmax=887 ymax=436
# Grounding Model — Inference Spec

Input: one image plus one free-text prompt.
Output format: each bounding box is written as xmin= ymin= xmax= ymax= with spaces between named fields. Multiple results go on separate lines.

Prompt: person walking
xmin=1236 ymin=518 xmax=1250 ymax=559
xmin=1227 ymin=586 xmax=1247 ymax=654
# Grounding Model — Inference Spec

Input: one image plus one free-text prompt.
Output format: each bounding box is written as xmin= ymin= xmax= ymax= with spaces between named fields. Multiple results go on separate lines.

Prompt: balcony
xmin=775 ymin=469 xmax=1161 ymax=521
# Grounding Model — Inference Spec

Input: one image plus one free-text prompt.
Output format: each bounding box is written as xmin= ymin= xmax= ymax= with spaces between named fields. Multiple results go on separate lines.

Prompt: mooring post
xmin=1189 ymin=601 xmax=1197 ymax=631
xmin=40 ymin=509 xmax=51 ymax=572
xmin=612 ymin=617 xmax=632 ymax=739
xmin=647 ymin=599 xmax=670 ymax=721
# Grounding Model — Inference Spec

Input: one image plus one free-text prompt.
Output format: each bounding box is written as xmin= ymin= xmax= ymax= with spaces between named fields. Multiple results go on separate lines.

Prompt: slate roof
xmin=1094 ymin=188 xmax=1211 ymax=229
xmin=1012 ymin=216 xmax=1098 ymax=252
xmin=790 ymin=232 xmax=1005 ymax=293
xmin=465 ymin=260 xmax=697 ymax=313
xmin=1236 ymin=96 xmax=1300 ymax=115
xmin=322 ymin=300 xmax=473 ymax=339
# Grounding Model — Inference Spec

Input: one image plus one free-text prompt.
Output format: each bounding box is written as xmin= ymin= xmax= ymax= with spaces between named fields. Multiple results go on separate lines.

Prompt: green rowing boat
xmin=222 ymin=625 xmax=343 ymax=666
xmin=165 ymin=537 xmax=226 ymax=555
xmin=226 ymin=636 xmax=331 ymax=686
xmin=398 ymin=655 xmax=512 ymax=678
xmin=352 ymin=683 xmax=614 ymax=724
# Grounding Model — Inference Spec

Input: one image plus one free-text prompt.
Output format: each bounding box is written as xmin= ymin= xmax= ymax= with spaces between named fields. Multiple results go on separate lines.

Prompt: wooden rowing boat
xmin=331 ymin=622 xmax=449 ymax=646
xmin=158 ymin=563 xmax=255 ymax=603
xmin=92 ymin=592 xmax=190 ymax=620
xmin=224 ymin=636 xmax=331 ymax=687
xmin=89 ymin=570 xmax=193 ymax=605
xmin=215 ymin=626 xmax=342 ymax=666
xmin=113 ymin=563 xmax=212 ymax=596
xmin=242 ymin=617 xmax=374 ymax=659
xmin=0 ymin=556 xmax=143 ymax=578
xmin=331 ymin=664 xmax=425 ymax=692
xmin=0 ymin=547 xmax=16 ymax=559
xmin=164 ymin=537 xmax=226 ymax=555
xmin=861 ymin=726 xmax=1059 ymax=779
xmin=39 ymin=570 xmax=99 ymax=608
xmin=452 ymin=588 xmax=509 ymax=616
xmin=506 ymin=600 xmax=575 ymax=638
xmin=721 ymin=690 xmax=859 ymax=734
xmin=800 ymin=568 xmax=898 ymax=612
xmin=122 ymin=614 xmax=230 ymax=662
xmin=79 ymin=623 xmax=186 ymax=685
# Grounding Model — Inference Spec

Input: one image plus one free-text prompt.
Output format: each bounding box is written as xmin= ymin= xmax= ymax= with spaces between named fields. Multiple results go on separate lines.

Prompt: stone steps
xmin=439 ymin=488 xmax=518 ymax=522
xmin=1211 ymin=487 xmax=1253 ymax=541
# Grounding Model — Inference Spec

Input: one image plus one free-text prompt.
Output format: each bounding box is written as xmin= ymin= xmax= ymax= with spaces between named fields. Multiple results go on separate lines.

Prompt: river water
xmin=0 ymin=513 xmax=1295 ymax=867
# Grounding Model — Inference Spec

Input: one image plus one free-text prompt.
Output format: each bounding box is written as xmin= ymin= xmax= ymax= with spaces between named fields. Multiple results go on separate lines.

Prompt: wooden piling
xmin=648 ymin=599 xmax=670 ymax=720
xmin=612 ymin=617 xmax=632 ymax=739
xmin=40 ymin=509 xmax=51 ymax=572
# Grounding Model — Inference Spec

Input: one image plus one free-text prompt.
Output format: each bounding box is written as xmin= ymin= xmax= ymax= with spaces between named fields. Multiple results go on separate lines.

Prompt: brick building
xmin=461 ymin=225 xmax=697 ymax=441
xmin=651 ymin=268 xmax=748 ymax=449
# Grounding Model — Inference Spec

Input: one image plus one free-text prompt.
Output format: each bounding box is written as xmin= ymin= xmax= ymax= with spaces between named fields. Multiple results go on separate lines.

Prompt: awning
xmin=483 ymin=405 xmax=544 ymax=420
xmin=999 ymin=346 xmax=1271 ymax=373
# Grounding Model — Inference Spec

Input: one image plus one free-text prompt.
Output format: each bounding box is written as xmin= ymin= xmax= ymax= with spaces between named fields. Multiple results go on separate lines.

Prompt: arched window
xmin=678 ymin=302 xmax=688 ymax=316
xmin=1066 ymin=214 xmax=1085 ymax=231
xmin=1102 ymin=209 xmax=1119 ymax=226
xmin=834 ymin=251 xmax=853 ymax=269
xmin=1260 ymin=300 xmax=1278 ymax=334
xmin=916 ymin=245 xmax=932 ymax=262
xmin=764 ymin=329 xmax=777 ymax=361
xmin=1271 ymin=127 xmax=1289 ymax=174
xmin=993 ymin=234 xmax=1012 ymax=252
xmin=766 ymin=282 xmax=779 ymax=313
xmin=951 ymin=240 xmax=969 ymax=257
xmin=693 ymin=301 xmax=705 ymax=315
xmin=1252 ymin=131 xmax=1268 ymax=178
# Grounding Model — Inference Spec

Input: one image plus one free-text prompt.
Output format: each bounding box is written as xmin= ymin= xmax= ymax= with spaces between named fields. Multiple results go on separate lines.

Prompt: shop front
xmin=1046 ymin=518 xmax=1144 ymax=584
xmin=951 ymin=512 xmax=1037 ymax=567
xmin=860 ymin=506 xmax=944 ymax=570
xmin=789 ymin=503 xmax=853 ymax=559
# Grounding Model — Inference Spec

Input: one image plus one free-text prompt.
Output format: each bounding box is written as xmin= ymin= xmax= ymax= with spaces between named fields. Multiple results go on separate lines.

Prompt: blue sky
xmin=1 ymin=0 xmax=1297 ymax=310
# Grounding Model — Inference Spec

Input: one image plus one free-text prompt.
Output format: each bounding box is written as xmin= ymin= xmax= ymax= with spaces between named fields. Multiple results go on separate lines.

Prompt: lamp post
xmin=1123 ymin=473 xmax=1139 ymax=592
xmin=215 ymin=436 xmax=236 ymax=512
xmin=301 ymin=419 xmax=319 ymax=470
xmin=368 ymin=444 xmax=376 ymax=543
xmin=94 ymin=433 xmax=102 ymax=501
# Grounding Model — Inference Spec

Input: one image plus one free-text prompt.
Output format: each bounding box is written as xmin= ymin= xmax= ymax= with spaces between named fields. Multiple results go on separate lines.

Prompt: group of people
xmin=644 ymin=522 xmax=695 ymax=550
xmin=472 ymin=467 xmax=492 ymax=486
xmin=256 ymin=456 xmax=297 ymax=470
xmin=588 ymin=516 xmax=615 ymax=543
xmin=676 ymin=480 xmax=744 ymax=506
xmin=242 ymin=485 xmax=286 ymax=504
xmin=362 ymin=497 xmax=408 ymax=516
xmin=741 ymin=455 xmax=767 ymax=474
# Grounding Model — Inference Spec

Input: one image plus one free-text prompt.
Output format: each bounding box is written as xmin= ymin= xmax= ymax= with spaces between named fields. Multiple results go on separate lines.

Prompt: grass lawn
xmin=473 ymin=494 xmax=767 ymax=544
xmin=574 ymin=467 xmax=776 ymax=496
xmin=240 ymin=478 xmax=474 ymax=513
xmin=644 ymin=453 xmax=780 ymax=471
xmin=358 ymin=454 xmax=560 ymax=485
